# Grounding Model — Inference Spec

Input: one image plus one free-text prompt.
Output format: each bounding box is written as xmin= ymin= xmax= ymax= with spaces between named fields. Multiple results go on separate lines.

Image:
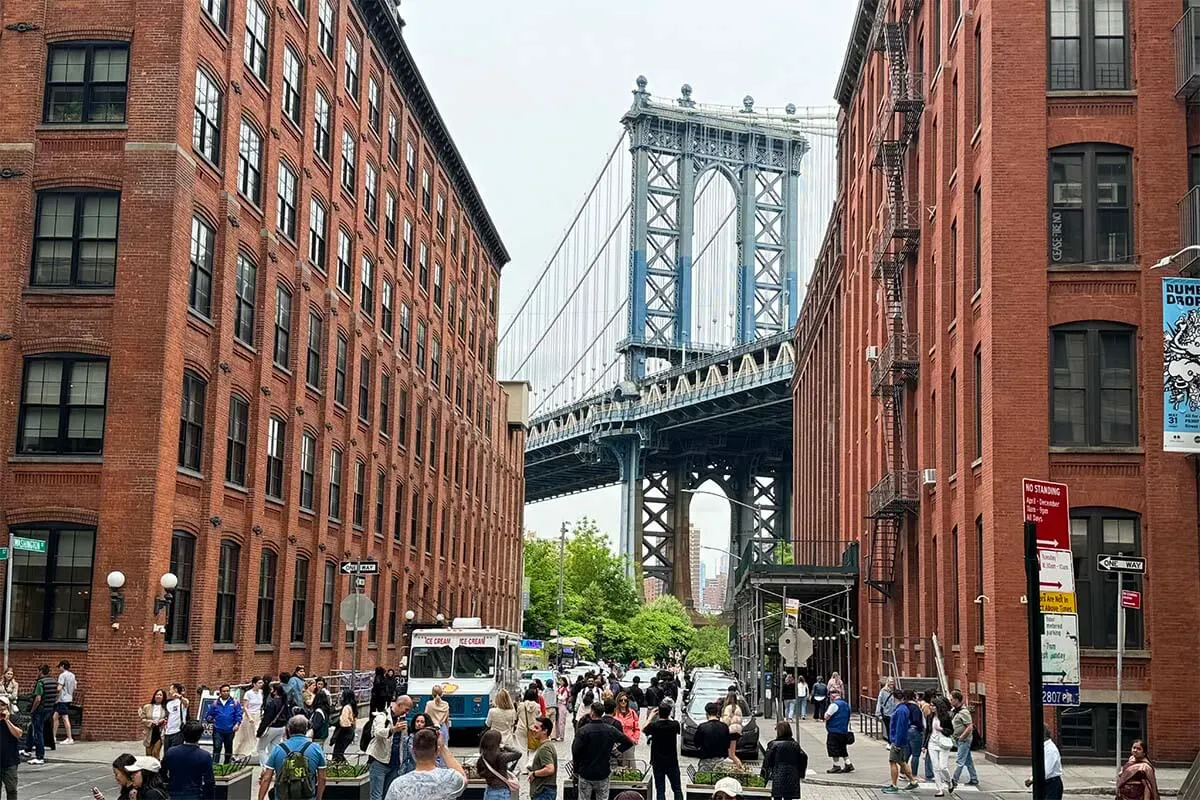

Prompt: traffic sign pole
xmin=1116 ymin=571 xmax=1125 ymax=777
xmin=3 ymin=534 xmax=11 ymax=671
xmin=1024 ymin=521 xmax=1046 ymax=800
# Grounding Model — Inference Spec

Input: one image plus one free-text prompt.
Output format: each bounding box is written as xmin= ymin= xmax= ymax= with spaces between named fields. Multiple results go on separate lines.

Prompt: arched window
xmin=256 ymin=548 xmax=278 ymax=644
xmin=1050 ymin=321 xmax=1136 ymax=446
xmin=320 ymin=560 xmax=337 ymax=644
xmin=1070 ymin=507 xmax=1142 ymax=649
xmin=166 ymin=531 xmax=195 ymax=644
xmin=178 ymin=370 xmax=206 ymax=471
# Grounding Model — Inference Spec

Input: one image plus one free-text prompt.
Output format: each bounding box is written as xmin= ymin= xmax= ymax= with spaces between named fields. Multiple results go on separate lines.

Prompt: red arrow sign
xmin=1040 ymin=581 xmax=1064 ymax=589
xmin=1120 ymin=590 xmax=1141 ymax=610
xmin=1024 ymin=479 xmax=1071 ymax=551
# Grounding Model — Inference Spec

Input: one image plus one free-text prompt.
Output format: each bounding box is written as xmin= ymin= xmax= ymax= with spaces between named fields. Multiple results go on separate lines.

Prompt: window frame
xmin=214 ymin=539 xmax=240 ymax=644
xmin=336 ymin=228 xmax=353 ymax=295
xmin=374 ymin=469 xmax=385 ymax=537
xmin=1070 ymin=507 xmax=1143 ymax=650
xmin=18 ymin=355 xmax=109 ymax=455
xmin=234 ymin=252 xmax=258 ymax=346
xmin=340 ymin=127 xmax=357 ymax=196
xmin=178 ymin=369 xmax=206 ymax=472
xmin=290 ymin=555 xmax=309 ymax=643
xmin=202 ymin=0 xmax=228 ymax=29
xmin=320 ymin=559 xmax=336 ymax=643
xmin=166 ymin=531 xmax=195 ymax=644
xmin=266 ymin=415 xmax=286 ymax=500
xmin=7 ymin=524 xmax=95 ymax=643
xmin=317 ymin=0 xmax=335 ymax=59
xmin=243 ymin=0 xmax=270 ymax=82
xmin=1047 ymin=0 xmax=1129 ymax=92
xmin=299 ymin=432 xmax=316 ymax=510
xmin=225 ymin=395 xmax=249 ymax=486
xmin=973 ymin=346 xmax=983 ymax=460
xmin=313 ymin=90 xmax=332 ymax=163
xmin=308 ymin=195 xmax=328 ymax=271
xmin=237 ymin=118 xmax=264 ymax=207
xmin=31 ymin=189 xmax=121 ymax=288
xmin=306 ymin=310 xmax=323 ymax=388
xmin=357 ymin=353 xmax=371 ymax=422
xmin=255 ymin=548 xmax=278 ymax=645
xmin=367 ymin=75 xmax=381 ymax=133
xmin=344 ymin=36 xmax=360 ymax=100
xmin=273 ymin=283 xmax=293 ymax=368
xmin=1048 ymin=145 xmax=1132 ymax=266
xmin=1050 ymin=321 xmax=1137 ymax=448
xmin=328 ymin=448 xmax=344 ymax=521
xmin=281 ymin=45 xmax=303 ymax=126
xmin=381 ymin=280 xmax=393 ymax=337
xmin=352 ymin=459 xmax=366 ymax=528
xmin=364 ymin=160 xmax=378 ymax=223
xmin=43 ymin=42 xmax=129 ymax=125
xmin=276 ymin=160 xmax=298 ymax=241
xmin=188 ymin=214 xmax=215 ymax=317
xmin=379 ymin=371 xmax=391 ymax=434
xmin=334 ymin=333 xmax=348 ymax=405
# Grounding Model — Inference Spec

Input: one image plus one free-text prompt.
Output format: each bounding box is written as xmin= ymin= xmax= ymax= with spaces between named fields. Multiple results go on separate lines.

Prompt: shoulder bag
xmin=480 ymin=753 xmax=521 ymax=793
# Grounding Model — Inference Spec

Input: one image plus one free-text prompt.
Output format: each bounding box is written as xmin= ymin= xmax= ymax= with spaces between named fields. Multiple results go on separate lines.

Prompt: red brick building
xmin=0 ymin=0 xmax=527 ymax=738
xmin=794 ymin=0 xmax=1200 ymax=762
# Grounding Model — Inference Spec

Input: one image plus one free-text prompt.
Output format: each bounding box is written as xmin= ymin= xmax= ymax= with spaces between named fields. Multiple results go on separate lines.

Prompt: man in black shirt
xmin=162 ymin=721 xmax=215 ymax=800
xmin=644 ymin=678 xmax=662 ymax=712
xmin=629 ymin=677 xmax=646 ymax=715
xmin=694 ymin=702 xmax=731 ymax=772
xmin=0 ymin=696 xmax=23 ymax=799
xmin=643 ymin=703 xmax=682 ymax=800
xmin=572 ymin=703 xmax=634 ymax=800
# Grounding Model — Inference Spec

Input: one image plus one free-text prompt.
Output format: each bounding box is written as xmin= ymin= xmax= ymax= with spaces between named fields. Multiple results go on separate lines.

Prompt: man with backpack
xmin=258 ymin=715 xmax=327 ymax=800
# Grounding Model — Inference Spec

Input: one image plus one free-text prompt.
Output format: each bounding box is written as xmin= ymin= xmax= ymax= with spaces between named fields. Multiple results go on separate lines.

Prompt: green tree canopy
xmin=687 ymin=622 xmax=732 ymax=670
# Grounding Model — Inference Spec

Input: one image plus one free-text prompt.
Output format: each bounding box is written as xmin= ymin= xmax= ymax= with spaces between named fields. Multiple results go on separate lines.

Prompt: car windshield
xmin=687 ymin=694 xmax=749 ymax=719
xmin=410 ymin=646 xmax=453 ymax=679
xmin=453 ymin=646 xmax=497 ymax=678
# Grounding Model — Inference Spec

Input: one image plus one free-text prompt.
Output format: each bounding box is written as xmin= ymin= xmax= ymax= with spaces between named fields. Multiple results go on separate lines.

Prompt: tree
xmin=688 ymin=623 xmax=732 ymax=670
xmin=629 ymin=598 xmax=696 ymax=662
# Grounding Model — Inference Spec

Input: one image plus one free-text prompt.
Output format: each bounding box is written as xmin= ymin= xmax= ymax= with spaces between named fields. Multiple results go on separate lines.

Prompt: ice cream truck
xmin=406 ymin=618 xmax=522 ymax=730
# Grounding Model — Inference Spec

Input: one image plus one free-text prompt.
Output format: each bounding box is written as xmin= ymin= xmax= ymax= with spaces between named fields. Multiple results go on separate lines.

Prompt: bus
xmin=406 ymin=618 xmax=522 ymax=730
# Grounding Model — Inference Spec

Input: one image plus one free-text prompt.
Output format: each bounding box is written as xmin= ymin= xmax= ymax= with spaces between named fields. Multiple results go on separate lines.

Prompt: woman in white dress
xmin=233 ymin=676 xmax=264 ymax=757
xmin=485 ymin=688 xmax=518 ymax=751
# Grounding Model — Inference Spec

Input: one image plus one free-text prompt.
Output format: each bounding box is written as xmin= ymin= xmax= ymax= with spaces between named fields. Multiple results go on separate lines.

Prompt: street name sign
xmin=1022 ymin=479 xmax=1071 ymax=551
xmin=1097 ymin=554 xmax=1145 ymax=574
xmin=0 ymin=548 xmax=8 ymax=561
xmin=12 ymin=536 xmax=46 ymax=554
xmin=1042 ymin=684 xmax=1080 ymax=706
xmin=339 ymin=560 xmax=379 ymax=575
xmin=1121 ymin=590 xmax=1142 ymax=610
xmin=1038 ymin=549 xmax=1077 ymax=614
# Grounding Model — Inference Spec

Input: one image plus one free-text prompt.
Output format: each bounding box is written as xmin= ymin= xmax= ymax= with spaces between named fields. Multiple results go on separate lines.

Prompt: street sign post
xmin=340 ymin=560 xmax=379 ymax=575
xmin=1092 ymin=553 xmax=1147 ymax=774
xmin=1038 ymin=549 xmax=1077 ymax=614
xmin=1023 ymin=479 xmax=1071 ymax=550
xmin=339 ymin=587 xmax=376 ymax=705
xmin=1023 ymin=522 xmax=1047 ymax=800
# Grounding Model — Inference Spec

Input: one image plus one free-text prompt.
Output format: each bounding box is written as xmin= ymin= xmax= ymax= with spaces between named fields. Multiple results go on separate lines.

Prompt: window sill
xmin=299 ymin=506 xmax=315 ymax=517
xmin=948 ymin=169 xmax=959 ymax=189
xmin=329 ymin=517 xmax=343 ymax=526
xmin=187 ymin=308 xmax=215 ymax=330
xmin=234 ymin=338 xmax=257 ymax=357
xmin=1046 ymin=89 xmax=1137 ymax=99
xmin=290 ymin=641 xmax=306 ymax=650
xmin=177 ymin=467 xmax=204 ymax=481
xmin=254 ymin=644 xmax=275 ymax=653
xmin=1081 ymin=648 xmax=1149 ymax=659
xmin=305 ymin=383 xmax=323 ymax=398
xmin=224 ymin=481 xmax=248 ymax=494
xmin=266 ymin=496 xmax=286 ymax=508
xmin=273 ymin=362 xmax=293 ymax=379
xmin=36 ymin=123 xmax=129 ymax=134
xmin=1049 ymin=446 xmax=1143 ymax=455
xmin=164 ymin=643 xmax=191 ymax=652
xmin=7 ymin=641 xmax=88 ymax=651
xmin=213 ymin=643 xmax=237 ymax=651
xmin=1047 ymin=262 xmax=1138 ymax=273
xmin=973 ymin=645 xmax=986 ymax=655
xmin=948 ymin=318 xmax=957 ymax=334
xmin=193 ymin=149 xmax=223 ymax=179
xmin=971 ymin=288 xmax=982 ymax=307
xmin=948 ymin=15 xmax=964 ymax=47
xmin=948 ymin=472 xmax=958 ymax=486
xmin=951 ymin=644 xmax=961 ymax=653
xmin=24 ymin=286 xmax=116 ymax=296
xmin=10 ymin=454 xmax=103 ymax=465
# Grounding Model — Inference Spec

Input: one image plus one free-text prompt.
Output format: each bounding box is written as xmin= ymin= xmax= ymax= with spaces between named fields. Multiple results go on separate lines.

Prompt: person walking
xmin=366 ymin=698 xmax=410 ymax=800
xmin=514 ymin=687 xmax=542 ymax=755
xmin=694 ymin=701 xmax=732 ymax=773
xmin=719 ymin=688 xmax=745 ymax=770
xmin=822 ymin=691 xmax=853 ymax=775
xmin=1117 ymin=740 xmax=1159 ymax=800
xmin=762 ymin=721 xmax=807 ymax=800
xmin=826 ymin=672 xmax=844 ymax=702
xmin=795 ymin=676 xmax=809 ymax=721
xmin=554 ymin=679 xmax=570 ymax=741
xmin=0 ymin=670 xmax=17 ymax=714
xmin=781 ymin=674 xmax=797 ymax=722
xmin=874 ymin=678 xmax=898 ymax=738
xmin=900 ymin=690 xmax=925 ymax=786
xmin=309 ymin=689 xmax=332 ymax=748
xmin=0 ymin=696 xmax=23 ymax=799
xmin=1027 ymin=730 xmax=1065 ymax=800
xmin=477 ymin=729 xmax=521 ymax=800
xmin=257 ymin=715 xmax=327 ymax=800
xmin=572 ymin=704 xmax=634 ymax=800
xmin=540 ymin=679 xmax=558 ymax=732
xmin=385 ymin=728 xmax=467 ymax=800
xmin=642 ymin=702 xmax=682 ymax=800
xmin=810 ymin=677 xmax=827 ymax=720
xmin=526 ymin=717 xmax=558 ymax=800
xmin=949 ymin=690 xmax=979 ymax=789
xmin=288 ymin=667 xmax=308 ymax=712
xmin=331 ymin=689 xmax=359 ymax=763
xmin=372 ymin=668 xmax=394 ymax=714
xmin=257 ymin=682 xmax=291 ymax=767
xmin=53 ymin=660 xmax=76 ymax=745
xmin=926 ymin=697 xmax=956 ymax=797
xmin=883 ymin=693 xmax=918 ymax=793
xmin=161 ymin=720 xmax=215 ymax=800
xmin=159 ymin=683 xmax=189 ymax=759
xmin=139 ymin=689 xmax=168 ymax=759
xmin=628 ymin=677 xmax=645 ymax=716
xmin=23 ymin=665 xmax=55 ymax=764
xmin=613 ymin=693 xmax=639 ymax=766
xmin=235 ymin=676 xmax=265 ymax=758
xmin=423 ymin=685 xmax=452 ymax=745
xmin=205 ymin=684 xmax=243 ymax=764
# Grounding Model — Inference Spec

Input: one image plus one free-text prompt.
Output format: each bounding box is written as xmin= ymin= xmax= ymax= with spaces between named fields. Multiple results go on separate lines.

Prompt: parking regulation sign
xmin=1023 ymin=479 xmax=1071 ymax=551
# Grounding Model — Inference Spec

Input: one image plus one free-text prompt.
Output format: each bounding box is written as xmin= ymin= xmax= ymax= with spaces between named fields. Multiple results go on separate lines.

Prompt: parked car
xmin=686 ymin=672 xmax=741 ymax=701
xmin=680 ymin=691 xmax=758 ymax=760
xmin=618 ymin=668 xmax=660 ymax=690
xmin=567 ymin=662 xmax=600 ymax=682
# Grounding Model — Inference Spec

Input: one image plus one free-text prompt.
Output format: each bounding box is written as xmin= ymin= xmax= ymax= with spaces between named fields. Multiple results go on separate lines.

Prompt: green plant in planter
xmin=326 ymin=763 xmax=369 ymax=780
xmin=691 ymin=771 xmax=766 ymax=789
xmin=213 ymin=762 xmax=252 ymax=778
xmin=610 ymin=769 xmax=645 ymax=783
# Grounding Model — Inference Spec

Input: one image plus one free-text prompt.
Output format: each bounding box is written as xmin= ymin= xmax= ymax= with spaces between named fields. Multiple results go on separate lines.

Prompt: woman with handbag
xmin=763 ymin=721 xmax=807 ymax=800
xmin=138 ymin=689 xmax=168 ymax=758
xmin=927 ymin=697 xmax=957 ymax=797
xmin=720 ymin=687 xmax=745 ymax=771
xmin=478 ymin=728 xmax=522 ymax=800
xmin=513 ymin=687 xmax=542 ymax=756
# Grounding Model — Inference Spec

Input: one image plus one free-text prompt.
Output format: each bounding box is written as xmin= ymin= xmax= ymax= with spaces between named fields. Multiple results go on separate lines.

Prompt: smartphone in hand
xmin=91 ymin=788 xmax=106 ymax=800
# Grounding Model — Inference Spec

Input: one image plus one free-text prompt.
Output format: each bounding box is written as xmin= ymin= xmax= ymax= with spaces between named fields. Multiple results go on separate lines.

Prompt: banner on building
xmin=1163 ymin=278 xmax=1200 ymax=453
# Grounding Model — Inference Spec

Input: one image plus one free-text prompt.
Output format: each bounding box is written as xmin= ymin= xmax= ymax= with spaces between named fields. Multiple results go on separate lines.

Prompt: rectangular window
xmin=214 ymin=540 xmax=239 ymax=643
xmin=32 ymin=190 xmax=120 ymax=288
xmin=313 ymin=91 xmax=331 ymax=162
xmin=932 ymin=0 xmax=942 ymax=75
xmin=949 ymin=220 xmax=958 ymax=319
xmin=166 ymin=532 xmax=195 ymax=644
xmin=1051 ymin=324 xmax=1135 ymax=446
xmin=403 ymin=218 xmax=414 ymax=273
xmin=399 ymin=303 xmax=411 ymax=355
xmin=388 ymin=575 xmax=399 ymax=644
xmin=277 ymin=162 xmax=298 ymax=240
xmin=367 ymin=76 xmax=381 ymax=132
xmin=416 ymin=321 xmax=427 ymax=370
xmin=388 ymin=114 xmax=399 ymax=164
xmin=949 ymin=76 xmax=958 ymax=173
xmin=8 ymin=526 xmax=94 ymax=643
xmin=406 ymin=141 xmax=417 ymax=191
xmin=336 ymin=229 xmax=353 ymax=295
xmin=309 ymin=197 xmax=328 ymax=271
xmin=368 ymin=574 xmax=379 ymax=642
xmin=244 ymin=0 xmax=269 ymax=80
xmin=385 ymin=192 xmax=398 ymax=248
xmin=360 ymin=254 xmax=375 ymax=316
xmin=266 ymin=416 xmax=285 ymax=499
xmin=255 ymin=549 xmax=277 ymax=644
xmin=447 ymin=283 xmax=457 ymax=330
xmin=1050 ymin=147 xmax=1130 ymax=265
xmin=178 ymin=370 xmax=206 ymax=471
xmin=421 ymin=170 xmax=431 ymax=214
xmin=397 ymin=387 xmax=409 ymax=446
xmin=340 ymin=128 xmax=357 ymax=196
xmin=344 ymin=37 xmax=360 ymax=99
xmin=436 ymin=193 xmax=446 ymax=235
xmin=973 ymin=183 xmax=982 ymax=293
xmin=973 ymin=347 xmax=983 ymax=460
xmin=18 ymin=356 xmax=108 ymax=455
xmin=975 ymin=517 xmax=985 ymax=645
xmin=282 ymin=46 xmax=303 ymax=125
xmin=410 ymin=488 xmax=421 ymax=546
xmin=949 ymin=370 xmax=958 ymax=475
xmin=291 ymin=556 xmax=309 ymax=643
xmin=202 ymin=0 xmax=227 ymax=28
xmin=233 ymin=254 xmax=257 ymax=345
xmin=393 ymin=483 xmax=404 ymax=543
xmin=414 ymin=402 xmax=425 ymax=457
xmin=1049 ymin=0 xmax=1127 ymax=91
xmin=225 ymin=395 xmax=249 ymax=485
xmin=299 ymin=432 xmax=316 ymax=510
xmin=193 ymin=68 xmax=223 ymax=162
xmin=237 ymin=119 xmax=263 ymax=206
xmin=1070 ymin=511 xmax=1143 ymax=650
xmin=317 ymin=0 xmax=335 ymax=59
xmin=418 ymin=242 xmax=429 ymax=289
xmin=374 ymin=470 xmax=385 ymax=537
xmin=424 ymin=498 xmax=434 ymax=553
xmin=334 ymin=334 xmax=348 ymax=405
xmin=381 ymin=282 xmax=394 ymax=338
xmin=44 ymin=43 xmax=129 ymax=124
xmin=433 ymin=262 xmax=444 ymax=307
xmin=320 ymin=560 xmax=335 ymax=643
xmin=973 ymin=25 xmax=982 ymax=130
xmin=380 ymin=371 xmax=391 ymax=434
xmin=364 ymin=161 xmax=378 ymax=223
xmin=951 ymin=526 xmax=960 ymax=645
xmin=328 ymin=448 xmax=343 ymax=520
xmin=353 ymin=460 xmax=366 ymax=527
xmin=429 ymin=413 xmax=439 ymax=466
xmin=430 ymin=337 xmax=441 ymax=385
xmin=358 ymin=354 xmax=371 ymax=422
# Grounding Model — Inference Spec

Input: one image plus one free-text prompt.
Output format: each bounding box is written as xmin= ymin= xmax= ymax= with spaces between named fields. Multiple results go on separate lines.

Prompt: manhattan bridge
xmin=499 ymin=79 xmax=856 ymax=653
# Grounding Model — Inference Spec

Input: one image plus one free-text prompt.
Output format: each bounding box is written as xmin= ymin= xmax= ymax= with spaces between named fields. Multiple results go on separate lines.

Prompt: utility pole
xmin=557 ymin=521 xmax=567 ymax=618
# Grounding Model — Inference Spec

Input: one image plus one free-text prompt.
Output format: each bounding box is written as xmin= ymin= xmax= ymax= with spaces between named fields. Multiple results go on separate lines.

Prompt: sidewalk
xmin=769 ymin=715 xmax=1188 ymax=796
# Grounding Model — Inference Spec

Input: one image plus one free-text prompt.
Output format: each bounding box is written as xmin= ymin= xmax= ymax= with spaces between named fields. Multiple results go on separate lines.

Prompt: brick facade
xmin=0 ymin=0 xmax=525 ymax=739
xmin=795 ymin=0 xmax=1200 ymax=762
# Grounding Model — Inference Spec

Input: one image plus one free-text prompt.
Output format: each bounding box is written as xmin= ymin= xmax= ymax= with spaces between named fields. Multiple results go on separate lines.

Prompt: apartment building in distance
xmin=0 ymin=0 xmax=526 ymax=738
xmin=793 ymin=0 xmax=1200 ymax=762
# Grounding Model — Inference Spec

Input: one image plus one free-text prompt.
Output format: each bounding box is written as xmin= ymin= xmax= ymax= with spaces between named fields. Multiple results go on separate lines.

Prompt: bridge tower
xmin=610 ymin=78 xmax=810 ymax=596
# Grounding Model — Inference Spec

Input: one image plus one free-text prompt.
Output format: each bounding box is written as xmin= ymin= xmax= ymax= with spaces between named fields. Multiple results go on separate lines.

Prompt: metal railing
xmin=1180 ymin=186 xmax=1200 ymax=275
xmin=1174 ymin=7 xmax=1200 ymax=99
xmin=857 ymin=694 xmax=887 ymax=740
xmin=733 ymin=537 xmax=857 ymax=585
xmin=866 ymin=471 xmax=920 ymax=518
xmin=870 ymin=334 xmax=921 ymax=393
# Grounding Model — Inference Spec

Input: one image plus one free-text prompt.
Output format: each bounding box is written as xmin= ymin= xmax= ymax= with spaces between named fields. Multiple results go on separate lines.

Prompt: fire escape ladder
xmin=866 ymin=0 xmax=924 ymax=603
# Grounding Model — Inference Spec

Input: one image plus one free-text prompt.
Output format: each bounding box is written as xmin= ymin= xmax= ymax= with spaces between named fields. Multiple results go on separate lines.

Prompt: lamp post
xmin=550 ymin=628 xmax=560 ymax=672
xmin=1152 ymin=244 xmax=1200 ymax=270
xmin=106 ymin=571 xmax=126 ymax=623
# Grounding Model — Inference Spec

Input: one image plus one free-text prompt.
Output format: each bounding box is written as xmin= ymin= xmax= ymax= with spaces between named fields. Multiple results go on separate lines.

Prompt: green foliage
xmin=629 ymin=597 xmax=696 ymax=661
xmin=325 ymin=763 xmax=369 ymax=780
xmin=687 ymin=624 xmax=732 ymax=670
xmin=213 ymin=763 xmax=252 ymax=778
xmin=692 ymin=770 xmax=766 ymax=788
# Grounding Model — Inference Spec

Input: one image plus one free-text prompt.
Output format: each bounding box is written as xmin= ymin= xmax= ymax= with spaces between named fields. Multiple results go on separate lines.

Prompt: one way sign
xmin=1096 ymin=554 xmax=1145 ymax=574
xmin=340 ymin=560 xmax=379 ymax=575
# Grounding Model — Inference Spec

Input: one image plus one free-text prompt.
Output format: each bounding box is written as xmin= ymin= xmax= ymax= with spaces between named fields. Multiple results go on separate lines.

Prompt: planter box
xmin=685 ymin=784 xmax=771 ymax=800
xmin=564 ymin=781 xmax=648 ymax=800
xmin=461 ymin=779 xmax=488 ymax=800
xmin=212 ymin=768 xmax=254 ymax=800
xmin=324 ymin=773 xmax=371 ymax=800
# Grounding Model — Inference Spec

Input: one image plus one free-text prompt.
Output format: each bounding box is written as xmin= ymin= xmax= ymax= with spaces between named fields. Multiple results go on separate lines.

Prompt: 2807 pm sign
xmin=1042 ymin=685 xmax=1080 ymax=706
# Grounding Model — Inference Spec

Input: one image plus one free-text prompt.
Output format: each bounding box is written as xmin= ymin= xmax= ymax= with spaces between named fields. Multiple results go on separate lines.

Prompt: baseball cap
xmin=713 ymin=777 xmax=743 ymax=798
xmin=130 ymin=756 xmax=162 ymax=773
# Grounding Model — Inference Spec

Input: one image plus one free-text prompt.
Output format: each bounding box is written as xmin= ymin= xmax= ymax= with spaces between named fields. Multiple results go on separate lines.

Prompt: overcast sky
xmin=401 ymin=1 xmax=856 ymax=568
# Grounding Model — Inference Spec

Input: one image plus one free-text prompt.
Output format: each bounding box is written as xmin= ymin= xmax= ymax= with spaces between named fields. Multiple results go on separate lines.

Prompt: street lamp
xmin=106 ymin=571 xmax=126 ymax=621
xmin=435 ymin=613 xmax=446 ymax=624
xmin=154 ymin=572 xmax=179 ymax=616
xmin=405 ymin=609 xmax=416 ymax=622
xmin=1152 ymin=245 xmax=1200 ymax=270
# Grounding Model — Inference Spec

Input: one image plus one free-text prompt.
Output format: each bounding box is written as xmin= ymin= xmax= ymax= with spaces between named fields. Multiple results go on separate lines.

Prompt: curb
xmin=798 ymin=777 xmax=1179 ymax=797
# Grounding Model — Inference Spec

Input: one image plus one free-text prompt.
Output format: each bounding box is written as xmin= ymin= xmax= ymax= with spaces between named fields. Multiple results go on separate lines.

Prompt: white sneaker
xmin=27 ymin=759 xmax=44 ymax=765
xmin=61 ymin=738 xmax=74 ymax=745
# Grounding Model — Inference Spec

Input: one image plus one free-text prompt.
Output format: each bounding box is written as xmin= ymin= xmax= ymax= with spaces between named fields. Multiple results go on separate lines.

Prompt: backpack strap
xmin=298 ymin=742 xmax=313 ymax=756
xmin=280 ymin=743 xmax=293 ymax=757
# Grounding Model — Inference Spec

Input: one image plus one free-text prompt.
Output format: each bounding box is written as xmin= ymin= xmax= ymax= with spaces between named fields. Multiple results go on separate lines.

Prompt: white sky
xmin=401 ymin=1 xmax=857 ymax=567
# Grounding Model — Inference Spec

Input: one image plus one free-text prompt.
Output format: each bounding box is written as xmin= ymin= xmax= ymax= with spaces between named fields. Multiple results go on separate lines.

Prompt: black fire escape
xmin=866 ymin=0 xmax=923 ymax=602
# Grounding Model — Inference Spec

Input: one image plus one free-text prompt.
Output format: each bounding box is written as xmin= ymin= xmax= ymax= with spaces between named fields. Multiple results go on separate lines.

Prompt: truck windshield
xmin=410 ymin=646 xmax=453 ymax=679
xmin=453 ymin=646 xmax=497 ymax=678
